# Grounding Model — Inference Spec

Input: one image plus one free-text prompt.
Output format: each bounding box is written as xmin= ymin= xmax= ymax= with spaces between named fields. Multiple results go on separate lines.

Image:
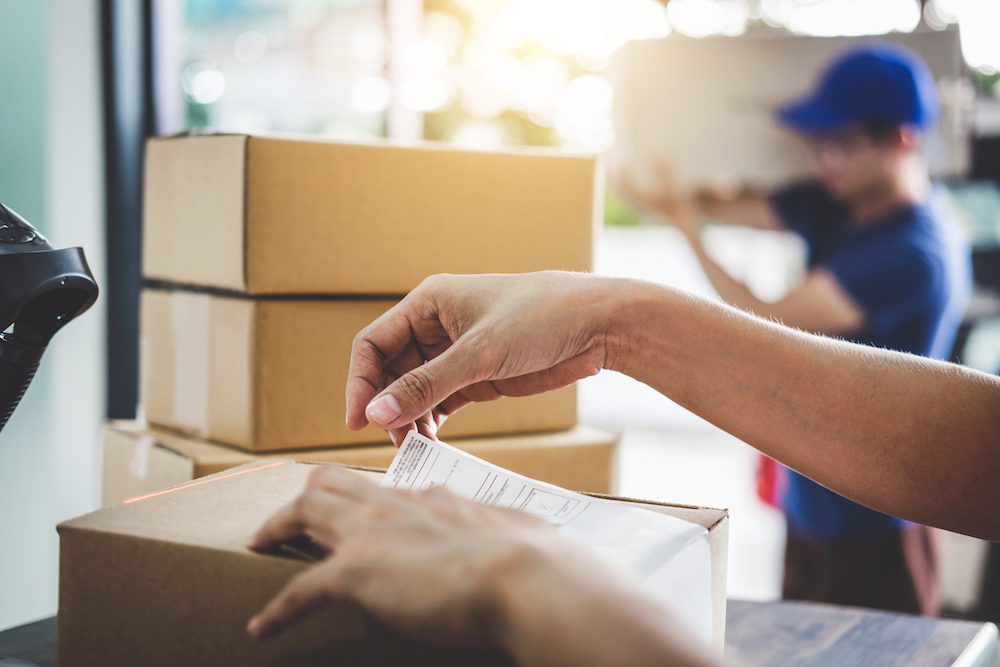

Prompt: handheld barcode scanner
xmin=0 ymin=202 xmax=98 ymax=432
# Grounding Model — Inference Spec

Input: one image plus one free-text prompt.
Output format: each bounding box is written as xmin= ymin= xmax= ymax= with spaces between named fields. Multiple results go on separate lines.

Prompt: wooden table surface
xmin=726 ymin=600 xmax=998 ymax=667
xmin=0 ymin=616 xmax=55 ymax=667
xmin=1 ymin=600 xmax=996 ymax=666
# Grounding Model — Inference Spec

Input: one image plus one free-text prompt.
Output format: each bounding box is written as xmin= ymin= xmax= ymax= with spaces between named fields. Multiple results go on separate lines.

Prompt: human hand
xmin=619 ymin=163 xmax=700 ymax=240
xmin=692 ymin=183 xmax=740 ymax=209
xmin=246 ymin=464 xmax=570 ymax=646
xmin=247 ymin=463 xmax=725 ymax=667
xmin=347 ymin=272 xmax=624 ymax=445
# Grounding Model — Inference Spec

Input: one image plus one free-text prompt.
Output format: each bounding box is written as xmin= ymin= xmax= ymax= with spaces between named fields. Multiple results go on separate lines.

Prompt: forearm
xmin=604 ymin=279 xmax=1000 ymax=540
xmin=489 ymin=545 xmax=721 ymax=667
xmin=687 ymin=237 xmax=771 ymax=315
xmin=698 ymin=195 xmax=781 ymax=231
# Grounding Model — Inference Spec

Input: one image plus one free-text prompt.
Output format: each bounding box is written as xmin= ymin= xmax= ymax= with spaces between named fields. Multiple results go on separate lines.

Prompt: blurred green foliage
xmin=187 ymin=102 xmax=210 ymax=129
xmin=604 ymin=188 xmax=642 ymax=227
xmin=971 ymin=69 xmax=1000 ymax=96
xmin=421 ymin=0 xmax=595 ymax=147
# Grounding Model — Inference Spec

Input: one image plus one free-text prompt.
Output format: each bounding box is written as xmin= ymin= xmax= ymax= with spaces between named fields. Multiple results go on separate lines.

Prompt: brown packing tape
xmin=171 ymin=291 xmax=210 ymax=438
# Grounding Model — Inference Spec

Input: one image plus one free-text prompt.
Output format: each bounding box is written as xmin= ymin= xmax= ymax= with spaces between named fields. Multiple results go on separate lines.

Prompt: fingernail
xmin=247 ymin=617 xmax=261 ymax=637
xmin=367 ymin=394 xmax=401 ymax=426
xmin=246 ymin=531 xmax=258 ymax=548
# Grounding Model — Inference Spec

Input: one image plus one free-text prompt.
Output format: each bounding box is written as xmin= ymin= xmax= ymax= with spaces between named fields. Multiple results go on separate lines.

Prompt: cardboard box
xmin=59 ymin=461 xmax=729 ymax=667
xmin=142 ymin=133 xmax=600 ymax=295
xmin=101 ymin=421 xmax=620 ymax=506
xmin=140 ymin=287 xmax=577 ymax=451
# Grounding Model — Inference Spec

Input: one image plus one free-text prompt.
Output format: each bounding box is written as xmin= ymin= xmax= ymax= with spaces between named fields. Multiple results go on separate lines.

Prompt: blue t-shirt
xmin=771 ymin=181 xmax=971 ymax=541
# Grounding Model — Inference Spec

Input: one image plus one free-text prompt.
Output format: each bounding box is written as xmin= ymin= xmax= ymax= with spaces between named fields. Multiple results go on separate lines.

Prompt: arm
xmin=620 ymin=171 xmax=861 ymax=334
xmin=618 ymin=164 xmax=783 ymax=231
xmin=348 ymin=273 xmax=1000 ymax=541
xmin=695 ymin=192 xmax=783 ymax=231
xmin=681 ymin=216 xmax=865 ymax=335
xmin=612 ymin=280 xmax=1000 ymax=540
xmin=247 ymin=465 xmax=722 ymax=667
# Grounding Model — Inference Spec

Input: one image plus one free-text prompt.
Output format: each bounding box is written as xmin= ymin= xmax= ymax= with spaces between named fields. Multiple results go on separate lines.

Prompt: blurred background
xmin=3 ymin=0 xmax=1000 ymax=633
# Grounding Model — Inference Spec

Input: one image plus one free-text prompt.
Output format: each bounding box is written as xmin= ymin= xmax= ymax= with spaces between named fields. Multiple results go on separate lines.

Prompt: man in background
xmin=625 ymin=42 xmax=970 ymax=615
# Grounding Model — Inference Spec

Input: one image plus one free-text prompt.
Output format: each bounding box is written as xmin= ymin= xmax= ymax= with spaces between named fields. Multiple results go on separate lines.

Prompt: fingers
xmin=378 ymin=349 xmax=604 ymax=441
xmin=247 ymin=562 xmax=340 ymax=640
xmin=618 ymin=169 xmax=638 ymax=197
xmin=307 ymin=464 xmax=384 ymax=501
xmin=346 ymin=340 xmax=390 ymax=432
xmin=388 ymin=425 xmax=411 ymax=447
xmin=347 ymin=308 xmax=427 ymax=431
xmin=365 ymin=343 xmax=483 ymax=431
xmin=247 ymin=499 xmax=308 ymax=552
xmin=654 ymin=159 xmax=674 ymax=182
xmin=249 ymin=468 xmax=377 ymax=552
xmin=414 ymin=416 xmax=439 ymax=442
xmin=618 ymin=171 xmax=654 ymax=212
xmin=346 ymin=284 xmax=458 ymax=432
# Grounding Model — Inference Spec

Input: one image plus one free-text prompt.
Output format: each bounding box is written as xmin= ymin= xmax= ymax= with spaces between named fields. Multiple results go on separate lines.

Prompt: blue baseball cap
xmin=775 ymin=42 xmax=939 ymax=136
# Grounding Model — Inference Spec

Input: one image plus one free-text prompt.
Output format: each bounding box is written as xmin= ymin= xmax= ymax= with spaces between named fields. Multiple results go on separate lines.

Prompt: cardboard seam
xmin=143 ymin=279 xmax=408 ymax=302
xmin=250 ymin=301 xmax=260 ymax=446
xmin=293 ymin=461 xmax=388 ymax=474
xmin=171 ymin=291 xmax=211 ymax=438
xmin=242 ymin=135 xmax=249 ymax=291
xmin=584 ymin=491 xmax=729 ymax=527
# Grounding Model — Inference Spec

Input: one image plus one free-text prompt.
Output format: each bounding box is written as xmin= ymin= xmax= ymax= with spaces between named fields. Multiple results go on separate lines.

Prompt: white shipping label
xmin=382 ymin=431 xmax=707 ymax=579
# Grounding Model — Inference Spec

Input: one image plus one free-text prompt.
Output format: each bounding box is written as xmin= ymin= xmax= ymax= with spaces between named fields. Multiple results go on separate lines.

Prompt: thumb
xmin=365 ymin=345 xmax=480 ymax=430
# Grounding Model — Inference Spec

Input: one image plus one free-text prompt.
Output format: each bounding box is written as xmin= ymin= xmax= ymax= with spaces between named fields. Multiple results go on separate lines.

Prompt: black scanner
xmin=0 ymin=202 xmax=98 ymax=432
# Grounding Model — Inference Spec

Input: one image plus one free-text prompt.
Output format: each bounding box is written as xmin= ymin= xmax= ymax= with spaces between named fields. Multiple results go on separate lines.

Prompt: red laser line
xmin=123 ymin=461 xmax=286 ymax=504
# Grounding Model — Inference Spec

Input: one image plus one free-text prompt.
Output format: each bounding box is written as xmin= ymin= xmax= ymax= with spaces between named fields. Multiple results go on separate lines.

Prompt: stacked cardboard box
xmin=101 ymin=421 xmax=621 ymax=505
xmin=107 ymin=132 xmax=614 ymax=499
xmin=68 ymin=134 xmax=732 ymax=667
xmin=139 ymin=132 xmax=601 ymax=452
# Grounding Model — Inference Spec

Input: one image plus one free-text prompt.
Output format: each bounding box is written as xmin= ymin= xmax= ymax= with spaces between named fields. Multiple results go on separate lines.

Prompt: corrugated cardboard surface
xmin=140 ymin=287 xmax=577 ymax=451
xmin=143 ymin=133 xmax=600 ymax=294
xmin=60 ymin=461 xmax=727 ymax=667
xmin=101 ymin=421 xmax=620 ymax=506
xmin=143 ymin=135 xmax=248 ymax=291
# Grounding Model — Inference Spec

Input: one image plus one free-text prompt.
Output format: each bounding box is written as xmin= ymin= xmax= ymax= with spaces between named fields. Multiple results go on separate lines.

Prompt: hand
xmin=246 ymin=464 xmax=571 ymax=645
xmin=247 ymin=464 xmax=725 ymax=667
xmin=619 ymin=163 xmax=701 ymax=241
xmin=346 ymin=272 xmax=623 ymax=444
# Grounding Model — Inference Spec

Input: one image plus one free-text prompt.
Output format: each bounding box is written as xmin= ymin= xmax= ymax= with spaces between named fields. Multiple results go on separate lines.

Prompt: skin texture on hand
xmin=348 ymin=271 xmax=1000 ymax=541
xmin=346 ymin=272 xmax=620 ymax=445
xmin=247 ymin=464 xmax=723 ymax=667
xmin=246 ymin=464 xmax=552 ymax=645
